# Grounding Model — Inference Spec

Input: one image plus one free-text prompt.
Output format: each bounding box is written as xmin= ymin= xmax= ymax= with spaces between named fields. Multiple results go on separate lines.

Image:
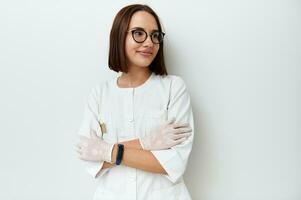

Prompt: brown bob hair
xmin=108 ymin=4 xmax=168 ymax=76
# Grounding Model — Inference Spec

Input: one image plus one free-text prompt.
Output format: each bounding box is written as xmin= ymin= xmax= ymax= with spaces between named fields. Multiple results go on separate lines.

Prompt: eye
xmin=152 ymin=32 xmax=159 ymax=38
xmin=133 ymin=30 xmax=145 ymax=37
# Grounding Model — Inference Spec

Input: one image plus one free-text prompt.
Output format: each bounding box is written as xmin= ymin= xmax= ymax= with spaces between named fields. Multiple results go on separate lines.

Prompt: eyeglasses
xmin=127 ymin=28 xmax=165 ymax=44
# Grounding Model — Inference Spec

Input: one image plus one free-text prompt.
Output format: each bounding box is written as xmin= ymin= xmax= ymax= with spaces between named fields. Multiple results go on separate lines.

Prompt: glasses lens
xmin=132 ymin=30 xmax=146 ymax=43
xmin=151 ymin=31 xmax=164 ymax=44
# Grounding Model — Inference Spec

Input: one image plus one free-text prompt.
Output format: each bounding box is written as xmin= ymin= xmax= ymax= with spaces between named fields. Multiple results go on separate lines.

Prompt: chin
xmin=135 ymin=61 xmax=153 ymax=68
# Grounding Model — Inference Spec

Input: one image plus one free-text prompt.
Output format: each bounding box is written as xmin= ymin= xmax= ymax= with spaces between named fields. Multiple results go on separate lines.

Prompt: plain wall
xmin=0 ymin=0 xmax=300 ymax=199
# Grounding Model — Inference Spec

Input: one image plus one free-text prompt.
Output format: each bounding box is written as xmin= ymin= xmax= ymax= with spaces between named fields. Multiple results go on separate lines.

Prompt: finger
xmin=164 ymin=117 xmax=175 ymax=125
xmin=173 ymin=132 xmax=191 ymax=140
xmin=172 ymin=122 xmax=190 ymax=129
xmin=76 ymin=148 xmax=82 ymax=154
xmin=168 ymin=117 xmax=176 ymax=123
xmin=78 ymin=141 xmax=88 ymax=148
xmin=174 ymin=137 xmax=187 ymax=145
xmin=75 ymin=146 xmax=82 ymax=154
xmin=79 ymin=154 xmax=89 ymax=161
xmin=173 ymin=127 xmax=192 ymax=134
xmin=75 ymin=144 xmax=82 ymax=151
xmin=78 ymin=154 xmax=85 ymax=160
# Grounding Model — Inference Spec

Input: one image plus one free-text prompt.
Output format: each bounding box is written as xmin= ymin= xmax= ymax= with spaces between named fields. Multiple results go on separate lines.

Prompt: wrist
xmin=111 ymin=144 xmax=118 ymax=164
xmin=115 ymin=144 xmax=124 ymax=165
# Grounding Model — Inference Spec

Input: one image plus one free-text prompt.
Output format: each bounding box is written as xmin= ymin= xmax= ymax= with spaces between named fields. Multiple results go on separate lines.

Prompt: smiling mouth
xmin=137 ymin=51 xmax=153 ymax=56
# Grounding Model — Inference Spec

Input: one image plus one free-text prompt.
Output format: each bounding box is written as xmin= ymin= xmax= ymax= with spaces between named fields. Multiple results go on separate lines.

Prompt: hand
xmin=76 ymin=130 xmax=114 ymax=163
xmin=139 ymin=117 xmax=192 ymax=150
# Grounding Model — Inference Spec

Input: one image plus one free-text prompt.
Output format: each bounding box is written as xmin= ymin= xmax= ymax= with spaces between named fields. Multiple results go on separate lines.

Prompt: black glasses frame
xmin=128 ymin=28 xmax=165 ymax=44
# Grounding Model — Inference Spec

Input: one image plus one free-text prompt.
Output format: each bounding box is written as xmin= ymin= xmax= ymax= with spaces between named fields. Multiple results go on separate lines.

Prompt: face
xmin=125 ymin=11 xmax=161 ymax=70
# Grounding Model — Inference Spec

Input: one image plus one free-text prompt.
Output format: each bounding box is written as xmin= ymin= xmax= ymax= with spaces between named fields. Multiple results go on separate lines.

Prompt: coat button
xmin=129 ymin=117 xmax=134 ymax=122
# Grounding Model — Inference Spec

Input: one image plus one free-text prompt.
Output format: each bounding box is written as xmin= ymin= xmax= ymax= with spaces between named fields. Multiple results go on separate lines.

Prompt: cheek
xmin=153 ymin=46 xmax=160 ymax=57
xmin=125 ymin=38 xmax=139 ymax=55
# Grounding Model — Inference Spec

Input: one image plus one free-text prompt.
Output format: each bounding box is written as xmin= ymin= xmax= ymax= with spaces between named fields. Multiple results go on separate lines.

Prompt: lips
xmin=137 ymin=51 xmax=153 ymax=56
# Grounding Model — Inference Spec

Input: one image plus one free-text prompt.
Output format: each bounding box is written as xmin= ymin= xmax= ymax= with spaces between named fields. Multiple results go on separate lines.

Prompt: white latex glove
xmin=139 ymin=117 xmax=192 ymax=150
xmin=76 ymin=129 xmax=114 ymax=163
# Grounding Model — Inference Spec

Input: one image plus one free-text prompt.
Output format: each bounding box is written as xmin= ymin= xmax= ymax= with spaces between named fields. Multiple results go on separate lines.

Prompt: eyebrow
xmin=129 ymin=27 xmax=159 ymax=32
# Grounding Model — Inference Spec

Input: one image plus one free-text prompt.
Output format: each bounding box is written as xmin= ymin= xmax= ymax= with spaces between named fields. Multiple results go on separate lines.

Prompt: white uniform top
xmin=78 ymin=72 xmax=195 ymax=200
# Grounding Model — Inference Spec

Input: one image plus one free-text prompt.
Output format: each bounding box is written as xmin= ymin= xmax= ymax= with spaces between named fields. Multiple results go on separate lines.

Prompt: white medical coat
xmin=78 ymin=72 xmax=195 ymax=200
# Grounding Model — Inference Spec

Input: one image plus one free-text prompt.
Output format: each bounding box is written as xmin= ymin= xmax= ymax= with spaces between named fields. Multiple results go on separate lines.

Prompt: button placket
xmin=126 ymin=169 xmax=137 ymax=199
xmin=128 ymin=88 xmax=134 ymax=123
xmin=124 ymin=88 xmax=135 ymax=139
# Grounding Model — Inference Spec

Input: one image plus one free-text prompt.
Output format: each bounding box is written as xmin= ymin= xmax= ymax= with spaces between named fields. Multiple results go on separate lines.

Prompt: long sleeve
xmin=151 ymin=76 xmax=195 ymax=183
xmin=77 ymin=85 xmax=110 ymax=178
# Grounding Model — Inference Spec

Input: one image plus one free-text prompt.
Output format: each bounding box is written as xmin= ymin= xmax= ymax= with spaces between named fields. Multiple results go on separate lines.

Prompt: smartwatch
xmin=115 ymin=144 xmax=124 ymax=165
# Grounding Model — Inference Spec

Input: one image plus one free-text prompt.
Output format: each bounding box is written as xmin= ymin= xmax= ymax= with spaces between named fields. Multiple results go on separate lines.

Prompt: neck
xmin=119 ymin=68 xmax=152 ymax=88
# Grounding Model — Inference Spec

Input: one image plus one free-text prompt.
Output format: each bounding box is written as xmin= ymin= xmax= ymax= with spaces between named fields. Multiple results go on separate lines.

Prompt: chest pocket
xmin=99 ymin=114 xmax=117 ymax=143
xmin=97 ymin=89 xmax=118 ymax=143
xmin=143 ymin=109 xmax=168 ymax=137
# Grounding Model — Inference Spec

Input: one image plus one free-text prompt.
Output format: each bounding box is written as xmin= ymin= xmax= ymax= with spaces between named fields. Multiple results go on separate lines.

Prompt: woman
xmin=76 ymin=4 xmax=195 ymax=200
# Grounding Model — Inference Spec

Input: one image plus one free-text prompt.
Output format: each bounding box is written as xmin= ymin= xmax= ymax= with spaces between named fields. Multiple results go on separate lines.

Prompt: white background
xmin=0 ymin=0 xmax=300 ymax=199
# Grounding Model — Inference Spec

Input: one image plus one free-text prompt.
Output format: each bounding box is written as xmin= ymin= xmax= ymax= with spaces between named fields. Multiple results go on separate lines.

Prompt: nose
xmin=142 ymin=34 xmax=153 ymax=47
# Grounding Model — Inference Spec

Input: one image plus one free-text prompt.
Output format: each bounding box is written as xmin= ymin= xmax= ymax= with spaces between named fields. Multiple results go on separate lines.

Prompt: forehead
xmin=128 ymin=11 xmax=158 ymax=30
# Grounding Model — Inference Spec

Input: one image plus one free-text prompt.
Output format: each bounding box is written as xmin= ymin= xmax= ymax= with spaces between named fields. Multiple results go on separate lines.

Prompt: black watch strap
xmin=115 ymin=144 xmax=124 ymax=165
